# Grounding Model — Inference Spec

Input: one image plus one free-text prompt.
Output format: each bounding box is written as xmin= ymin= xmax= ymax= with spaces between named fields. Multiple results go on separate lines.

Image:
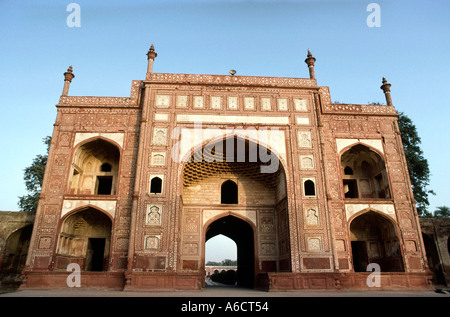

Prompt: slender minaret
xmin=146 ymin=43 xmax=157 ymax=74
xmin=304 ymin=49 xmax=316 ymax=80
xmin=62 ymin=65 xmax=75 ymax=96
xmin=380 ymin=77 xmax=393 ymax=106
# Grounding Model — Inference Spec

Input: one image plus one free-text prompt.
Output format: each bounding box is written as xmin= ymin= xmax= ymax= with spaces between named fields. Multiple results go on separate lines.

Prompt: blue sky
xmin=1 ymin=1 xmax=449 ymax=261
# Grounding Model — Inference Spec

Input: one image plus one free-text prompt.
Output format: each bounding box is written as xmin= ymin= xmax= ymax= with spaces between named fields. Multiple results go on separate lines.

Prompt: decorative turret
xmin=146 ymin=43 xmax=157 ymax=74
xmin=62 ymin=65 xmax=75 ymax=96
xmin=380 ymin=77 xmax=393 ymax=106
xmin=304 ymin=49 xmax=316 ymax=80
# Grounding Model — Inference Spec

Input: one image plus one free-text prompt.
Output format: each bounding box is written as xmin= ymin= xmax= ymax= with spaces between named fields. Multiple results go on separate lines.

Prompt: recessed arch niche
xmin=69 ymin=138 xmax=120 ymax=195
xmin=341 ymin=144 xmax=390 ymax=199
xmin=349 ymin=211 xmax=403 ymax=272
xmin=55 ymin=207 xmax=112 ymax=271
xmin=180 ymin=136 xmax=292 ymax=285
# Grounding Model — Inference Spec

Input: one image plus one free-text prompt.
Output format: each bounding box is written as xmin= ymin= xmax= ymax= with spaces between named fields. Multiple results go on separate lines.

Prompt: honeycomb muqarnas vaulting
xmin=21 ymin=45 xmax=433 ymax=291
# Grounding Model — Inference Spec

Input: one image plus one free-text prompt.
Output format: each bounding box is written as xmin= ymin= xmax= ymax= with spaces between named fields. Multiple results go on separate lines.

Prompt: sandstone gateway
xmin=21 ymin=45 xmax=432 ymax=291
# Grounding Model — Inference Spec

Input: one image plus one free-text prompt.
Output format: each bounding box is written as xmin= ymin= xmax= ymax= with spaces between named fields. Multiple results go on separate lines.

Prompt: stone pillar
xmin=146 ymin=43 xmax=157 ymax=74
xmin=380 ymin=77 xmax=393 ymax=106
xmin=304 ymin=49 xmax=316 ymax=80
xmin=62 ymin=66 xmax=75 ymax=96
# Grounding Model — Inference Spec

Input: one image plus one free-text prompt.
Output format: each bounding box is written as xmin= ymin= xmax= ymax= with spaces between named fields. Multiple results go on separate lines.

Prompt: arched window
xmin=221 ymin=180 xmax=238 ymax=204
xmin=304 ymin=180 xmax=315 ymax=196
xmin=344 ymin=166 xmax=353 ymax=175
xmin=340 ymin=144 xmax=390 ymax=199
xmin=150 ymin=177 xmax=162 ymax=194
xmin=100 ymin=163 xmax=112 ymax=172
xmin=69 ymin=139 xmax=120 ymax=196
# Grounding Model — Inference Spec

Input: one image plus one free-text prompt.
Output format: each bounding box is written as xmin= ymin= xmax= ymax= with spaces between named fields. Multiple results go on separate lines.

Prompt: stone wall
xmin=420 ymin=217 xmax=450 ymax=286
xmin=0 ymin=211 xmax=35 ymax=287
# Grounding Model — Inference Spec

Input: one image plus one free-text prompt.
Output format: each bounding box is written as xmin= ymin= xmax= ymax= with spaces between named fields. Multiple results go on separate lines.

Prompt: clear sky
xmin=1 ymin=1 xmax=449 ymax=261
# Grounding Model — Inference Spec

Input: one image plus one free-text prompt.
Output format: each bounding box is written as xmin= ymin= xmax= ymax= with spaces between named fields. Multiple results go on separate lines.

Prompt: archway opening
xmin=181 ymin=136 xmax=291 ymax=286
xmin=341 ymin=144 xmax=390 ymax=199
xmin=350 ymin=211 xmax=404 ymax=272
xmin=206 ymin=216 xmax=254 ymax=288
xmin=55 ymin=207 xmax=112 ymax=271
xmin=0 ymin=225 xmax=33 ymax=276
xmin=205 ymin=235 xmax=237 ymax=284
xmin=69 ymin=139 xmax=120 ymax=195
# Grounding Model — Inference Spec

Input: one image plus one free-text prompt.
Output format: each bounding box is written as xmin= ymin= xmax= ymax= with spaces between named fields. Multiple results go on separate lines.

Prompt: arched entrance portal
xmin=1 ymin=225 xmax=33 ymax=276
xmin=180 ymin=135 xmax=291 ymax=289
xmin=206 ymin=215 xmax=254 ymax=288
xmin=55 ymin=207 xmax=112 ymax=271
xmin=350 ymin=211 xmax=404 ymax=272
xmin=68 ymin=138 xmax=120 ymax=196
xmin=340 ymin=144 xmax=391 ymax=199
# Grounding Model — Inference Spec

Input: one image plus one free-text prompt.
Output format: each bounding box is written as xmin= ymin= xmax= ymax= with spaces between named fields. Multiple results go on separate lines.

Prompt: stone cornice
xmin=57 ymin=80 xmax=142 ymax=107
xmin=144 ymin=72 xmax=318 ymax=89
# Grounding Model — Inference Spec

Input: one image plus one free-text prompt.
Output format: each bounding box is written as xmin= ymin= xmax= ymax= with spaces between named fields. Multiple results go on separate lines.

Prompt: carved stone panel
xmin=152 ymin=128 xmax=167 ymax=145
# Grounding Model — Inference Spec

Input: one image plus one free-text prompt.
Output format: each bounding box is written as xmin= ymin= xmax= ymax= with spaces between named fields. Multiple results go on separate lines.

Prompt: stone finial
xmin=64 ymin=66 xmax=75 ymax=82
xmin=380 ymin=77 xmax=393 ymax=106
xmin=304 ymin=49 xmax=316 ymax=80
xmin=148 ymin=44 xmax=156 ymax=56
xmin=62 ymin=65 xmax=75 ymax=96
xmin=146 ymin=43 xmax=157 ymax=74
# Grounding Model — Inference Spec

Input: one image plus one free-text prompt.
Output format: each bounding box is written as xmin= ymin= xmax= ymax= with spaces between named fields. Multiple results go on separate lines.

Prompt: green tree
xmin=221 ymin=259 xmax=237 ymax=266
xmin=397 ymin=112 xmax=434 ymax=217
xmin=206 ymin=261 xmax=221 ymax=266
xmin=434 ymin=206 xmax=450 ymax=218
xmin=18 ymin=136 xmax=51 ymax=212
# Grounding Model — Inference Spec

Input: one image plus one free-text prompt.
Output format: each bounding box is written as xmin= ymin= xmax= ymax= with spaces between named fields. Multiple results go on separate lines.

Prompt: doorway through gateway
xmin=205 ymin=215 xmax=255 ymax=288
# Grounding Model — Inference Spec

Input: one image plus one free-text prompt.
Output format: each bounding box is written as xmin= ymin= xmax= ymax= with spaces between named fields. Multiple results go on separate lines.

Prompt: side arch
xmin=67 ymin=137 xmax=122 ymax=196
xmin=340 ymin=143 xmax=391 ymax=199
xmin=54 ymin=206 xmax=113 ymax=271
xmin=348 ymin=210 xmax=404 ymax=272
xmin=0 ymin=224 xmax=33 ymax=278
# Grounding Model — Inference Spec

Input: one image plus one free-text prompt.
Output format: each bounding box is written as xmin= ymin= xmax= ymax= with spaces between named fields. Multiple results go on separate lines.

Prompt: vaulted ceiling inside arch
xmin=182 ymin=138 xmax=282 ymax=188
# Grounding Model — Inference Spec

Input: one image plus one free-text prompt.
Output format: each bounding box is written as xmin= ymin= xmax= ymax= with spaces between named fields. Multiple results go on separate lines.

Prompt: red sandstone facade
xmin=21 ymin=45 xmax=432 ymax=291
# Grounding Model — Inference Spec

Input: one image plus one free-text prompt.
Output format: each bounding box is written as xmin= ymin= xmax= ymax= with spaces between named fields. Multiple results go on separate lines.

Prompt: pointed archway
xmin=349 ymin=211 xmax=404 ymax=272
xmin=205 ymin=215 xmax=255 ymax=288
xmin=55 ymin=207 xmax=112 ymax=271
xmin=1 ymin=225 xmax=33 ymax=275
xmin=180 ymin=135 xmax=291 ymax=288
xmin=340 ymin=144 xmax=391 ymax=199
xmin=69 ymin=138 xmax=121 ymax=196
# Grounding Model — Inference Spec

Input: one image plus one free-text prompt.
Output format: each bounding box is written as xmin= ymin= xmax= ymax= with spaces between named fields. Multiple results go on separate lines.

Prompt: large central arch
xmin=206 ymin=215 xmax=255 ymax=288
xmin=179 ymin=134 xmax=291 ymax=288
